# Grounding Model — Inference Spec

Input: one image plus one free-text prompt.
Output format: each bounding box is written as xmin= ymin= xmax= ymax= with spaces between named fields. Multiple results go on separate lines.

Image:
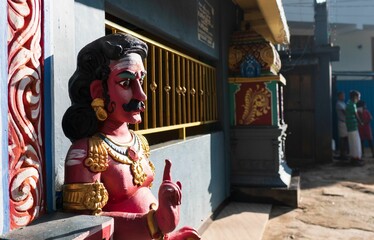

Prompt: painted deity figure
xmin=62 ymin=33 xmax=200 ymax=240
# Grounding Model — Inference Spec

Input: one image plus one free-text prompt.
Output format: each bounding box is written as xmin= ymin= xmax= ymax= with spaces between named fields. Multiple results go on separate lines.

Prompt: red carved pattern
xmin=7 ymin=0 xmax=45 ymax=229
xmin=235 ymin=82 xmax=272 ymax=126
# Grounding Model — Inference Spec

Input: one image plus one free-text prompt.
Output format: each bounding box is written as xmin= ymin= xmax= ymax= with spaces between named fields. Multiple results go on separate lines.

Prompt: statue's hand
xmin=155 ymin=160 xmax=182 ymax=234
xmin=166 ymin=226 xmax=201 ymax=240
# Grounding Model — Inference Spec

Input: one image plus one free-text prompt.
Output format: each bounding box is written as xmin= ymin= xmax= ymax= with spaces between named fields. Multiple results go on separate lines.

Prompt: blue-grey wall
xmin=106 ymin=0 xmax=220 ymax=59
xmin=150 ymin=132 xmax=226 ymax=229
xmin=216 ymin=0 xmax=241 ymax=198
xmin=44 ymin=0 xmax=55 ymax=213
xmin=0 ymin=1 xmax=9 ymax=234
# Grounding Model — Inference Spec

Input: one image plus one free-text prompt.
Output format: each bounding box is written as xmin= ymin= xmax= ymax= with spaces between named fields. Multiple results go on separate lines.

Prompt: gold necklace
xmin=85 ymin=132 xmax=155 ymax=187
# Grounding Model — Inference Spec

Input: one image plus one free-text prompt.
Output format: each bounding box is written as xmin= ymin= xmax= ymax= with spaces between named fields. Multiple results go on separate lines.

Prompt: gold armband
xmin=147 ymin=203 xmax=163 ymax=239
xmin=62 ymin=180 xmax=109 ymax=215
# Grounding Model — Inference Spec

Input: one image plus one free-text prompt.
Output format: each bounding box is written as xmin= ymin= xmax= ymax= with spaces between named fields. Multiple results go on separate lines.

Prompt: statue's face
xmin=106 ymin=53 xmax=147 ymax=124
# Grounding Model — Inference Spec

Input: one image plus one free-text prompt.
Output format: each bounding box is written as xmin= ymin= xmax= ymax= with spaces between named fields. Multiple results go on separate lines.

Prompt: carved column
xmin=7 ymin=0 xmax=45 ymax=229
xmin=228 ymin=30 xmax=292 ymax=189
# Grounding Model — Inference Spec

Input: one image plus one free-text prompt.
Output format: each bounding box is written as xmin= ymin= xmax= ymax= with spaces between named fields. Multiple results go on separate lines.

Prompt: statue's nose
xmin=132 ymin=77 xmax=147 ymax=102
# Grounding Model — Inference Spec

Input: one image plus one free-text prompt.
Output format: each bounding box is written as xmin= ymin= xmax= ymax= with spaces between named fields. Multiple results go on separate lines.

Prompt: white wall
xmin=74 ymin=1 xmax=105 ymax=54
xmin=51 ymin=0 xmax=105 ymax=202
xmin=332 ymin=29 xmax=374 ymax=78
xmin=51 ymin=0 xmax=76 ymax=198
xmin=282 ymin=0 xmax=374 ymax=79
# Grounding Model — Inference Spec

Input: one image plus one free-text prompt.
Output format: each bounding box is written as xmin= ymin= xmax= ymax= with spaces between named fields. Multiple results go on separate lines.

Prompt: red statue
xmin=61 ymin=33 xmax=201 ymax=240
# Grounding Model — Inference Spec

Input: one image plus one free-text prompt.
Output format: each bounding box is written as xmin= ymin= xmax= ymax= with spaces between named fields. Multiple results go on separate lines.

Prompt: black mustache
xmin=122 ymin=99 xmax=145 ymax=112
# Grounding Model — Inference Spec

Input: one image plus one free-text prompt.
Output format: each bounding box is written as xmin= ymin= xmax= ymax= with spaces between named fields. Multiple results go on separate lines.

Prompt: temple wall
xmin=48 ymin=0 xmax=105 ymax=203
xmin=150 ymin=132 xmax=227 ymax=229
xmin=106 ymin=0 xmax=221 ymax=59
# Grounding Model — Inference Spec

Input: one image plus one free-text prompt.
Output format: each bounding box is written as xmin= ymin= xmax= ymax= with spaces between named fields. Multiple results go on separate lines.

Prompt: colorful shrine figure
xmin=240 ymin=55 xmax=261 ymax=77
xmin=61 ymin=33 xmax=200 ymax=240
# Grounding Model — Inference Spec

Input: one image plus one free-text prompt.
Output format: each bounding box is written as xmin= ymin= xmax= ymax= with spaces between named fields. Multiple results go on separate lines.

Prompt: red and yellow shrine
xmin=228 ymin=0 xmax=298 ymax=207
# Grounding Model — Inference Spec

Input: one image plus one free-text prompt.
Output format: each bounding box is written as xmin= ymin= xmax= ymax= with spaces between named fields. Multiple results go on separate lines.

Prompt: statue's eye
xmin=119 ymin=79 xmax=131 ymax=89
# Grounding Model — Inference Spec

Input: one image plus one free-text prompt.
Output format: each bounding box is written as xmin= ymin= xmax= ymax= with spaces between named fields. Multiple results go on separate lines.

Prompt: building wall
xmin=49 ymin=0 xmax=105 ymax=201
xmin=217 ymin=0 xmax=239 ymax=198
xmin=332 ymin=30 xmax=374 ymax=79
xmin=283 ymin=0 xmax=374 ymax=27
xmin=106 ymin=0 xmax=221 ymax=59
xmin=150 ymin=132 xmax=226 ymax=229
xmin=283 ymin=0 xmax=374 ymax=79
xmin=0 ymin=2 xmax=9 ymax=235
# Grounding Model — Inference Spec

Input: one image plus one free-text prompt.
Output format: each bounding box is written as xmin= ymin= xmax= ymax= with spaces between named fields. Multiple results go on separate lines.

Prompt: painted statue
xmin=61 ymin=33 xmax=201 ymax=240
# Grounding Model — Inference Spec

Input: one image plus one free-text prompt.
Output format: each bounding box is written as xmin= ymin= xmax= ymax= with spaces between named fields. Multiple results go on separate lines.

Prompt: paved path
xmin=202 ymin=202 xmax=271 ymax=240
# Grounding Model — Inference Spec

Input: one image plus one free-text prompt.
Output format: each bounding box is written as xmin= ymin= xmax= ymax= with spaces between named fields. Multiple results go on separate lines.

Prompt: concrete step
xmin=201 ymin=202 xmax=272 ymax=240
xmin=0 ymin=212 xmax=113 ymax=240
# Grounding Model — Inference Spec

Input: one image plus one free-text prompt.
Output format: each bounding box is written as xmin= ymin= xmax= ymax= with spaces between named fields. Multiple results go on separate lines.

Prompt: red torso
xmin=101 ymin=156 xmax=156 ymax=213
xmin=64 ymin=136 xmax=157 ymax=214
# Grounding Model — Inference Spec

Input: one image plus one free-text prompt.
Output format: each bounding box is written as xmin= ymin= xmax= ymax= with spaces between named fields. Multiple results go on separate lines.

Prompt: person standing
xmin=357 ymin=100 xmax=374 ymax=157
xmin=345 ymin=90 xmax=364 ymax=166
xmin=336 ymin=91 xmax=348 ymax=160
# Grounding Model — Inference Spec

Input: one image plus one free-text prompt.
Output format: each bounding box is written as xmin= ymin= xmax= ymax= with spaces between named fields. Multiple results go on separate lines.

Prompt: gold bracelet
xmin=147 ymin=204 xmax=163 ymax=239
xmin=62 ymin=180 xmax=108 ymax=215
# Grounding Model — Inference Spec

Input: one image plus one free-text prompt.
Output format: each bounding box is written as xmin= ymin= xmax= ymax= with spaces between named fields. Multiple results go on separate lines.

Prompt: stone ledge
xmin=1 ymin=212 xmax=113 ymax=240
xmin=231 ymin=173 xmax=300 ymax=208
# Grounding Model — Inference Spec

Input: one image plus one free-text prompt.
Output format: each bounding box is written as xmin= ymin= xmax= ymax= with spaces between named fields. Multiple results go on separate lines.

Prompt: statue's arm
xmin=64 ymin=138 xmax=100 ymax=183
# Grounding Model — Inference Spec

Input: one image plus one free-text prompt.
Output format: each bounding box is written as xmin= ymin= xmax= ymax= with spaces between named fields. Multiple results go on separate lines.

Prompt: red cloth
xmin=358 ymin=109 xmax=373 ymax=140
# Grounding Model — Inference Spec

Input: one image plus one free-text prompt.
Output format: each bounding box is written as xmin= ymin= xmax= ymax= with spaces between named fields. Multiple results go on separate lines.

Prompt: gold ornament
xmin=147 ymin=203 xmax=163 ymax=239
xmin=91 ymin=98 xmax=108 ymax=121
xmin=137 ymin=133 xmax=151 ymax=159
xmin=85 ymin=136 xmax=109 ymax=172
xmin=84 ymin=132 xmax=155 ymax=187
xmin=240 ymin=84 xmax=271 ymax=125
xmin=62 ymin=180 xmax=109 ymax=215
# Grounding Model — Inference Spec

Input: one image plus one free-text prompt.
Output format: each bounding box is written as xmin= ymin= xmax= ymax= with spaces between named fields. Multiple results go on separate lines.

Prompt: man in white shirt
xmin=336 ymin=91 xmax=348 ymax=160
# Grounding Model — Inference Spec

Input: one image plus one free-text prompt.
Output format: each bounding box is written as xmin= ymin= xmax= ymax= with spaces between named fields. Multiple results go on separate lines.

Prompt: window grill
xmin=105 ymin=20 xmax=218 ymax=140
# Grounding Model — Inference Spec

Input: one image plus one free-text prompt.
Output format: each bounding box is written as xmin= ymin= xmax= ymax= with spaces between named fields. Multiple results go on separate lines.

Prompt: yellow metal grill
xmin=105 ymin=20 xmax=218 ymax=139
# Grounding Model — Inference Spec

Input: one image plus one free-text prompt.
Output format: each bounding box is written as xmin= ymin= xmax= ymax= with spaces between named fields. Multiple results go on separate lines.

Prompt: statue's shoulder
xmin=69 ymin=138 xmax=89 ymax=151
xmin=66 ymin=135 xmax=108 ymax=173
xmin=65 ymin=138 xmax=90 ymax=164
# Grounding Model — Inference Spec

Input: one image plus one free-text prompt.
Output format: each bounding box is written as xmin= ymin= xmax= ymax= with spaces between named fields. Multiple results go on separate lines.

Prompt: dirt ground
xmin=262 ymin=152 xmax=374 ymax=240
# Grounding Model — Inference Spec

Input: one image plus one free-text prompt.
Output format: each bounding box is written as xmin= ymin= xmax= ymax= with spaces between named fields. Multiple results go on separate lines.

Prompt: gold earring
xmin=91 ymin=98 xmax=108 ymax=121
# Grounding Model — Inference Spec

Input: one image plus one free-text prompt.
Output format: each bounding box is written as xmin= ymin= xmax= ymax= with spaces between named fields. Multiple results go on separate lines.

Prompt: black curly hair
xmin=349 ymin=90 xmax=360 ymax=100
xmin=62 ymin=33 xmax=148 ymax=141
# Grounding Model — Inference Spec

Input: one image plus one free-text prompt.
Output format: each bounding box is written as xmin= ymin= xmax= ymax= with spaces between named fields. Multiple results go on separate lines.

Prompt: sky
xmin=282 ymin=0 xmax=374 ymax=28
